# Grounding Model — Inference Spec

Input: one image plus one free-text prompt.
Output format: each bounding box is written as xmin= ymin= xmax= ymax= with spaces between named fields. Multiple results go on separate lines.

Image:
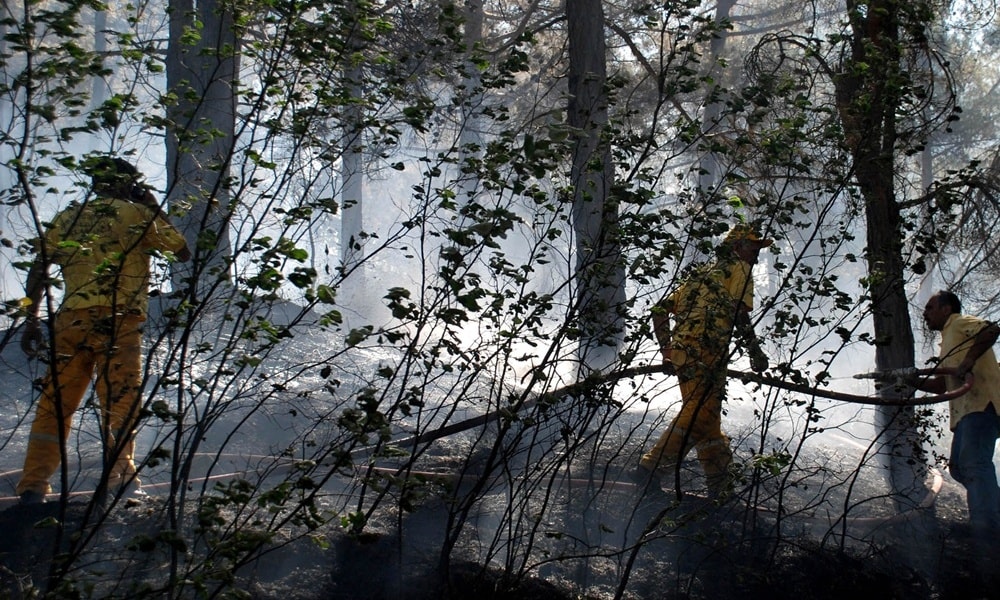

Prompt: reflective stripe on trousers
xmin=17 ymin=307 xmax=144 ymax=496
xmin=640 ymin=360 xmax=733 ymax=488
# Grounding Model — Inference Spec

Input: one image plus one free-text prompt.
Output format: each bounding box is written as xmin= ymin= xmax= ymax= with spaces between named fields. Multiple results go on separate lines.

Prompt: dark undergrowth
xmin=2 ymin=496 xmax=999 ymax=599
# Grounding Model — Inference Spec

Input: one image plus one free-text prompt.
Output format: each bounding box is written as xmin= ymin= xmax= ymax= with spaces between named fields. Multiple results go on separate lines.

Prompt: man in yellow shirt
xmin=911 ymin=291 xmax=1000 ymax=531
xmin=16 ymin=157 xmax=191 ymax=504
xmin=636 ymin=224 xmax=771 ymax=497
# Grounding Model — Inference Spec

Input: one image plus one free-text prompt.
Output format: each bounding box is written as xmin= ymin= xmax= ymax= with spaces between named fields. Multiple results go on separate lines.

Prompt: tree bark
xmin=457 ymin=0 xmax=484 ymax=205
xmin=165 ymin=0 xmax=237 ymax=302
xmin=834 ymin=0 xmax=924 ymax=508
xmin=567 ymin=0 xmax=625 ymax=374
xmin=697 ymin=0 xmax=736 ymax=197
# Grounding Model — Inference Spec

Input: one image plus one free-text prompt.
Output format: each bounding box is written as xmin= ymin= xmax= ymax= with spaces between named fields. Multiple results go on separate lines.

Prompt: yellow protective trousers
xmin=17 ymin=307 xmax=145 ymax=496
xmin=639 ymin=354 xmax=733 ymax=494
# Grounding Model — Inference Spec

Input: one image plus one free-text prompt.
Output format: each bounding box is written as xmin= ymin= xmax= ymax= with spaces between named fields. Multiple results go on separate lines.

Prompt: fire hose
xmin=355 ymin=365 xmax=971 ymax=458
xmin=347 ymin=364 xmax=967 ymax=524
xmin=732 ymin=365 xmax=972 ymax=405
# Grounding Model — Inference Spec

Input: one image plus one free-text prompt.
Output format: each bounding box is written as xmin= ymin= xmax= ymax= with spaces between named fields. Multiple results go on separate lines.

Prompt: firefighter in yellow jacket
xmin=635 ymin=224 xmax=771 ymax=497
xmin=16 ymin=157 xmax=191 ymax=504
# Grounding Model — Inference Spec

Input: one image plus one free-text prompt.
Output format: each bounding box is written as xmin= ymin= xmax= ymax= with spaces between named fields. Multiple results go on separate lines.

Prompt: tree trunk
xmin=339 ymin=70 xmax=364 ymax=273
xmin=697 ymin=0 xmax=736 ymax=197
xmin=91 ymin=10 xmax=108 ymax=108
xmin=166 ymin=0 xmax=237 ymax=302
xmin=567 ymin=0 xmax=625 ymax=374
xmin=457 ymin=0 xmax=484 ymax=205
xmin=834 ymin=0 xmax=924 ymax=509
xmin=337 ymin=1 xmax=367 ymax=327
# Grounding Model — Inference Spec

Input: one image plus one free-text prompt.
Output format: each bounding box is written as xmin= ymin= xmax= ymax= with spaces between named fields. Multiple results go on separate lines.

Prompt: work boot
xmin=123 ymin=484 xmax=148 ymax=505
xmin=18 ymin=490 xmax=46 ymax=505
xmin=705 ymin=475 xmax=734 ymax=502
xmin=112 ymin=480 xmax=148 ymax=508
xmin=629 ymin=464 xmax=664 ymax=495
xmin=705 ymin=460 xmax=743 ymax=502
xmin=95 ymin=476 xmax=147 ymax=509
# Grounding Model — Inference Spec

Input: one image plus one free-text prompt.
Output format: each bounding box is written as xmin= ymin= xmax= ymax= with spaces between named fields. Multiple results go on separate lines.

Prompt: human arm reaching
xmin=651 ymin=298 xmax=675 ymax=366
xmin=954 ymin=321 xmax=1000 ymax=379
xmin=19 ymin=256 xmax=49 ymax=357
xmin=734 ymin=305 xmax=768 ymax=373
xmin=134 ymin=188 xmax=192 ymax=263
xmin=910 ymin=321 xmax=1000 ymax=393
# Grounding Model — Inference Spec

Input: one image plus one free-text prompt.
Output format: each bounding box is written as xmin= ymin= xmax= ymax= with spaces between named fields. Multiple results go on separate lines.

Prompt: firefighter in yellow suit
xmin=16 ymin=157 xmax=191 ymax=504
xmin=636 ymin=224 xmax=771 ymax=497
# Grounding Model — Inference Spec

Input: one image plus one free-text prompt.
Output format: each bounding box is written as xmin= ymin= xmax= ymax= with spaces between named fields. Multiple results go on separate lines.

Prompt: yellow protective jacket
xmin=661 ymin=258 xmax=754 ymax=366
xmin=41 ymin=198 xmax=187 ymax=318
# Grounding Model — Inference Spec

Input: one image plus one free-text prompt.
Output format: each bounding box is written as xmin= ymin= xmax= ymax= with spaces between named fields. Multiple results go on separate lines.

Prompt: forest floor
xmin=2 ymin=466 xmax=999 ymax=600
xmin=2 ymin=317 xmax=997 ymax=599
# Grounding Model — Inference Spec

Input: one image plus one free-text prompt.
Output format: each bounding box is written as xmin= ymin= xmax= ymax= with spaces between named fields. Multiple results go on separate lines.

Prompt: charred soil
xmin=2 ymin=483 xmax=999 ymax=600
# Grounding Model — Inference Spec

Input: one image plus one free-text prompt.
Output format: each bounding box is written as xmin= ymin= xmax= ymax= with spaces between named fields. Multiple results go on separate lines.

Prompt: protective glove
xmin=20 ymin=319 xmax=46 ymax=358
xmin=749 ymin=347 xmax=768 ymax=373
xmin=657 ymin=347 xmax=677 ymax=375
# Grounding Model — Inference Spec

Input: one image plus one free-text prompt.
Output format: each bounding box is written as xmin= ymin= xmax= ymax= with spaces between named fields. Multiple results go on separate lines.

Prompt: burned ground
xmin=2 ymin=472 xmax=999 ymax=599
xmin=2 ymin=319 xmax=996 ymax=599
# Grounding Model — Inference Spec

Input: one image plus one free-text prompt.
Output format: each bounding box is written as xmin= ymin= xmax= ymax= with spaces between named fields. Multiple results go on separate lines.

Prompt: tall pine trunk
xmin=567 ymin=0 xmax=625 ymax=374
xmin=165 ymin=0 xmax=237 ymax=303
xmin=834 ymin=0 xmax=924 ymax=508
